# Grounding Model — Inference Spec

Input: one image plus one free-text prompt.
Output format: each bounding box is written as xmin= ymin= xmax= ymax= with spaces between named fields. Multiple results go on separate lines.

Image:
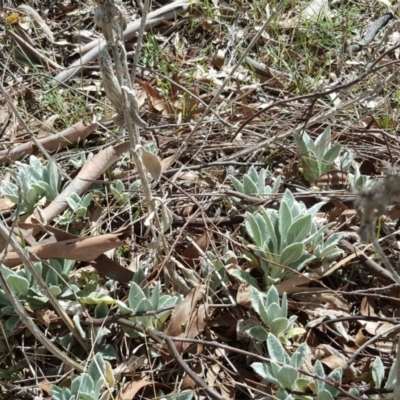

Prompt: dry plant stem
xmin=395 ymin=337 xmax=400 ymax=400
xmin=0 ymin=221 xmax=85 ymax=372
xmin=130 ymin=0 xmax=150 ymax=84
xmin=175 ymin=0 xmax=285 ymax=158
xmin=96 ymin=3 xmax=166 ymax=250
xmin=223 ymin=64 xmax=400 ymax=161
xmin=225 ymin=45 xmax=400 ymax=161
xmin=6 ymin=30 xmax=61 ymax=71
xmin=372 ymin=236 xmax=400 ymax=285
xmin=163 ymin=335 xmax=225 ymax=400
xmin=345 ymin=323 xmax=400 ymax=370
xmin=83 ymin=316 xmax=360 ymax=400
xmin=231 ymin=42 xmax=400 ymax=142
xmin=339 ymin=239 xmax=394 ymax=282
xmin=25 ymin=141 xmax=131 ymax=230
xmin=0 ymin=83 xmax=71 ymax=181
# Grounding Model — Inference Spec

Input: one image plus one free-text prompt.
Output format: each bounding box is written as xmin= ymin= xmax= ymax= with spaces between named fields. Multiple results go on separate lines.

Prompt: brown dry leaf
xmin=355 ymin=328 xmax=369 ymax=347
xmin=237 ymin=284 xmax=252 ymax=308
xmin=3 ymin=233 xmax=125 ymax=267
xmin=211 ymin=49 xmax=225 ymax=69
xmin=206 ymin=310 xmax=237 ymax=340
xmin=140 ymin=147 xmax=162 ymax=181
xmin=116 ymin=380 xmax=170 ymax=400
xmin=327 ymin=198 xmax=349 ymax=223
xmin=0 ymin=196 xmax=15 ymax=211
xmin=89 ymin=255 xmax=134 ymax=283
xmin=137 ymin=79 xmax=171 ymax=116
xmin=0 ymin=104 xmax=10 ymax=135
xmin=39 ymin=380 xmax=52 ymax=396
xmin=0 ymin=120 xmax=97 ymax=165
xmin=182 ymin=362 xmax=203 ymax=390
xmin=179 ymin=232 xmax=210 ymax=268
xmin=18 ymin=222 xmax=134 ymax=282
xmin=275 ymin=274 xmax=322 ymax=295
xmin=207 ymin=362 xmax=220 ymax=388
xmin=165 ymin=286 xmax=207 ymax=354
xmin=362 ymin=321 xmax=394 ymax=337
xmin=37 ymin=114 xmax=59 ymax=139
xmin=313 ymin=170 xmax=348 ymax=188
xmin=321 ymin=354 xmax=347 ymax=370
xmin=360 ymin=296 xmax=378 ymax=317
xmin=160 ymin=154 xmax=176 ymax=172
xmin=36 ymin=309 xmax=59 ymax=327
xmin=176 ymin=171 xmax=199 ymax=182
xmin=387 ymin=204 xmax=400 ymax=221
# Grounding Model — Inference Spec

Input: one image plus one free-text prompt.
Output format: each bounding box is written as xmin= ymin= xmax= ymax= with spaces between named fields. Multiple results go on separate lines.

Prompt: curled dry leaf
xmin=116 ymin=380 xmax=170 ymax=400
xmin=165 ymin=286 xmax=207 ymax=354
xmin=140 ymin=147 xmax=162 ymax=181
xmin=236 ymin=284 xmax=252 ymax=308
xmin=179 ymin=232 xmax=210 ymax=269
xmin=37 ymin=114 xmax=59 ymax=139
xmin=160 ymin=155 xmax=176 ymax=172
xmin=138 ymin=79 xmax=172 ymax=116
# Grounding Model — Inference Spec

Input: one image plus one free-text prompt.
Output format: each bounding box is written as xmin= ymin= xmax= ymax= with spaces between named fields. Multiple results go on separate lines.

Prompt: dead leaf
xmin=237 ymin=284 xmax=252 ymax=308
xmin=0 ymin=196 xmax=15 ymax=211
xmin=313 ymin=170 xmax=349 ymax=188
xmin=137 ymin=79 xmax=171 ymax=116
xmin=37 ymin=114 xmax=59 ymax=139
xmin=0 ymin=120 xmax=97 ymax=165
xmin=211 ymin=49 xmax=225 ymax=69
xmin=179 ymin=232 xmax=210 ymax=268
xmin=116 ymin=380 xmax=170 ymax=400
xmin=302 ymin=0 xmax=331 ymax=20
xmin=160 ymin=155 xmax=176 ymax=172
xmin=24 ymin=141 xmax=131 ymax=231
xmin=3 ymin=233 xmax=125 ymax=266
xmin=140 ymin=147 xmax=162 ymax=181
xmin=165 ymin=286 xmax=207 ymax=354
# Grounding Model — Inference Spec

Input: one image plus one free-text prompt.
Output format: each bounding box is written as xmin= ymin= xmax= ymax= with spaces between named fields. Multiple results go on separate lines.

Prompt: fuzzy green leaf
xmin=280 ymin=242 xmax=304 ymax=266
xmin=277 ymin=365 xmax=298 ymax=390
xmin=7 ymin=275 xmax=29 ymax=296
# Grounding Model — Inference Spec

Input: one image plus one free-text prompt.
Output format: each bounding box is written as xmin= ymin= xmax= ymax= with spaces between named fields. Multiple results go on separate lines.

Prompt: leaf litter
xmin=2 ymin=0 xmax=400 ymax=399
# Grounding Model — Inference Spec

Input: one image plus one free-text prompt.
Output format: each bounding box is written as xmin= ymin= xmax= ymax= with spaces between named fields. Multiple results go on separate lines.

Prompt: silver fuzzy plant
xmin=93 ymin=0 xmax=168 ymax=252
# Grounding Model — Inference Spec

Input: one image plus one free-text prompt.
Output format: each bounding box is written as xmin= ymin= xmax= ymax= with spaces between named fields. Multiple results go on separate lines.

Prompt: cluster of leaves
xmin=252 ymin=333 xmax=343 ymax=400
xmin=241 ymin=285 xmax=304 ymax=344
xmin=51 ymin=353 xmax=112 ymax=400
xmin=0 ymin=259 xmax=75 ymax=331
xmin=116 ymin=268 xmax=182 ymax=334
xmin=243 ymin=189 xmax=343 ymax=287
xmin=1 ymin=155 xmax=62 ymax=214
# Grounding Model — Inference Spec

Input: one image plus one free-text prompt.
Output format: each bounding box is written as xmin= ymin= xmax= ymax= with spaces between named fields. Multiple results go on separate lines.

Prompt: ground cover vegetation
xmin=1 ymin=0 xmax=400 ymax=398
